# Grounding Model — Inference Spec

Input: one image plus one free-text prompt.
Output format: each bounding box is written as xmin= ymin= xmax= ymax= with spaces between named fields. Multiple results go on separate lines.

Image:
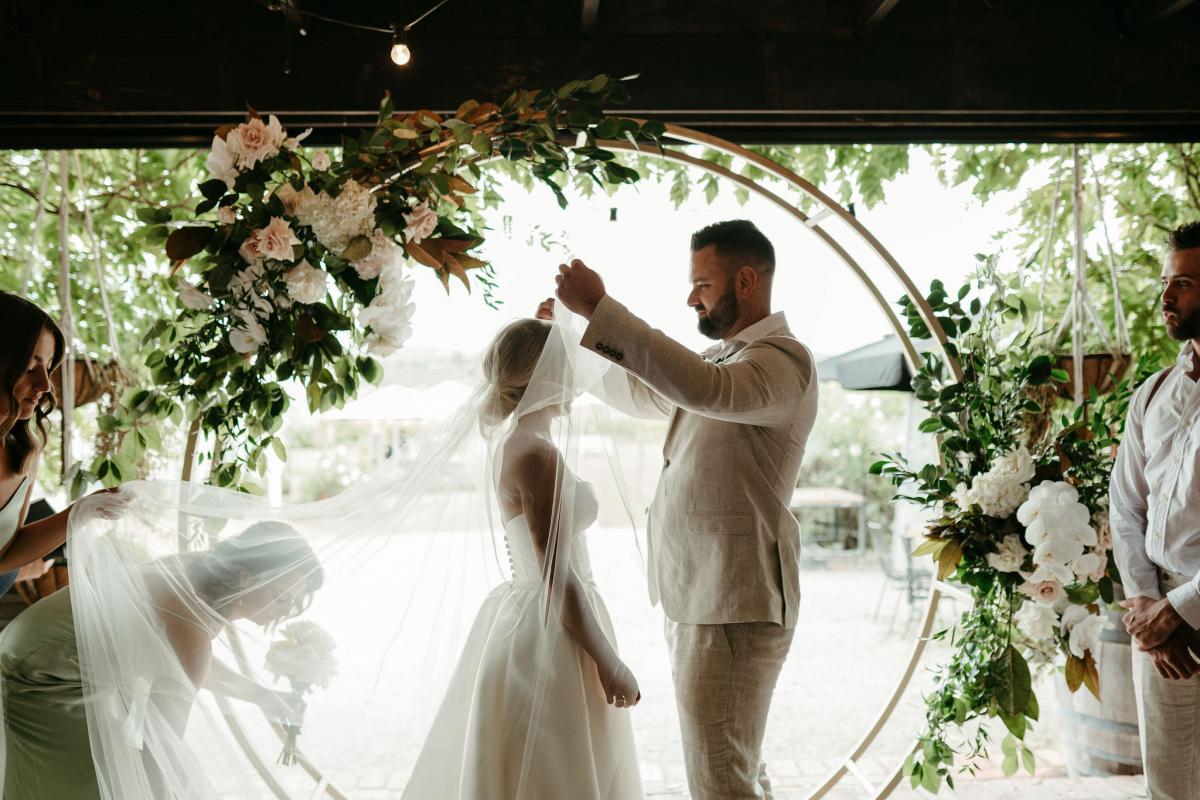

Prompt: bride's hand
xmin=535 ymin=297 xmax=555 ymax=321
xmin=600 ymin=660 xmax=641 ymax=709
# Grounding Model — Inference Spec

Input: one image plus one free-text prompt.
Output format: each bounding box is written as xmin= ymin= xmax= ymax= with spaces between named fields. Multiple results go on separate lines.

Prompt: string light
xmin=269 ymin=0 xmax=452 ymax=70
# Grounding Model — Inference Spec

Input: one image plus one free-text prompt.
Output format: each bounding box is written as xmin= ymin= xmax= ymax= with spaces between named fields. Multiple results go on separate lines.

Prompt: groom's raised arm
xmin=580 ymin=296 xmax=813 ymax=427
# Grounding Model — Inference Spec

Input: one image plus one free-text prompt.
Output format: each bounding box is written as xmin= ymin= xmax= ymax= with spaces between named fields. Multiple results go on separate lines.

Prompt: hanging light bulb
xmin=390 ymin=25 xmax=411 ymax=66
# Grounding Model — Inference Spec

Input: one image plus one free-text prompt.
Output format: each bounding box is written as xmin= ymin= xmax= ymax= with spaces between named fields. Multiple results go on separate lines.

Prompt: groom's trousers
xmin=666 ymin=619 xmax=794 ymax=799
xmin=1132 ymin=569 xmax=1200 ymax=800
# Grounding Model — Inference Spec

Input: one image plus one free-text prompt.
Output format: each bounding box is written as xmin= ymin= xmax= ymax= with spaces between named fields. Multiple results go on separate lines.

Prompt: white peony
xmin=358 ymin=264 xmax=415 ymax=357
xmin=310 ymin=152 xmax=331 ymax=171
xmin=1015 ymin=600 xmax=1059 ymax=641
xmin=254 ymin=216 xmax=301 ymax=262
xmin=294 ymin=179 xmax=377 ymax=255
xmin=402 ymin=201 xmax=439 ymax=244
xmin=229 ymin=309 xmax=268 ymax=354
xmin=1060 ymin=605 xmax=1108 ymax=659
xmin=985 ymin=534 xmax=1029 ymax=573
xmin=351 ymin=229 xmax=400 ymax=280
xmin=226 ymin=115 xmax=287 ymax=170
xmin=178 ymin=281 xmax=215 ymax=311
xmin=283 ymin=260 xmax=327 ymax=305
xmin=206 ymin=135 xmax=239 ymax=189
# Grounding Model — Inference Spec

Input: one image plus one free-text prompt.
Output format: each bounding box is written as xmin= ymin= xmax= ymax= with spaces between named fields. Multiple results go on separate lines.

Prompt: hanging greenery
xmin=84 ymin=76 xmax=662 ymax=492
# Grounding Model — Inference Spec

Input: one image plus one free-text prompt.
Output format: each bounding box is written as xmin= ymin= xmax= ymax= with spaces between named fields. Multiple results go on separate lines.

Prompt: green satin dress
xmin=0 ymin=476 xmax=102 ymax=799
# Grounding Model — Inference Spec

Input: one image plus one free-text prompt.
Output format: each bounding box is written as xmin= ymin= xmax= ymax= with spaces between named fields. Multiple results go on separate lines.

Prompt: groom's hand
xmin=555 ymin=259 xmax=606 ymax=320
xmin=1123 ymin=595 xmax=1184 ymax=651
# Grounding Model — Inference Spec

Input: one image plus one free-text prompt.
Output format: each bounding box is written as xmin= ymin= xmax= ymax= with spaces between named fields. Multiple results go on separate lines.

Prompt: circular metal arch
xmin=187 ymin=124 xmax=964 ymax=800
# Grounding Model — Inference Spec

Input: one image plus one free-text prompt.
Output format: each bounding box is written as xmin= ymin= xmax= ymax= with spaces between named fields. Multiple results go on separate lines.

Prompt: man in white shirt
xmin=1110 ymin=221 xmax=1200 ymax=799
xmin=556 ymin=220 xmax=818 ymax=799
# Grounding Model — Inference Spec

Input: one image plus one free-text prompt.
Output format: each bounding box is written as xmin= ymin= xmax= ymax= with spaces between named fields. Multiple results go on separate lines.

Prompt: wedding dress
xmin=402 ymin=431 xmax=642 ymax=799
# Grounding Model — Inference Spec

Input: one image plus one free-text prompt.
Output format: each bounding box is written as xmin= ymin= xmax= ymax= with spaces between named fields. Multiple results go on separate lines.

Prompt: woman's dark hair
xmin=197 ymin=521 xmax=325 ymax=620
xmin=0 ymin=292 xmax=65 ymax=474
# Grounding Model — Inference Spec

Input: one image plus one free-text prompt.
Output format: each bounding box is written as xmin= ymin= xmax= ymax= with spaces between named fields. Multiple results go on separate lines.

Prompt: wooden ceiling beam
xmin=857 ymin=0 xmax=901 ymax=32
xmin=1123 ymin=0 xmax=1197 ymax=32
xmin=581 ymin=0 xmax=600 ymax=33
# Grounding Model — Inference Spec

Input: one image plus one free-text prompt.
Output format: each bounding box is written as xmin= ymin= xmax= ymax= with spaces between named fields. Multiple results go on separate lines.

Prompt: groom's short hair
xmin=691 ymin=220 xmax=775 ymax=276
xmin=1168 ymin=221 xmax=1200 ymax=252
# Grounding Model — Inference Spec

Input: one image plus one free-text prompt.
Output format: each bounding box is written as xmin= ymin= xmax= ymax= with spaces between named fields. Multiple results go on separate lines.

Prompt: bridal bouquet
xmin=870 ymin=267 xmax=1148 ymax=793
xmin=264 ymin=620 xmax=338 ymax=766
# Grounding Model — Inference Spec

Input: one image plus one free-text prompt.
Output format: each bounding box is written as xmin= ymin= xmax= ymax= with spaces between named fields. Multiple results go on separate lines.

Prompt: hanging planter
xmin=50 ymin=358 xmax=126 ymax=407
xmin=1053 ymin=352 xmax=1132 ymax=400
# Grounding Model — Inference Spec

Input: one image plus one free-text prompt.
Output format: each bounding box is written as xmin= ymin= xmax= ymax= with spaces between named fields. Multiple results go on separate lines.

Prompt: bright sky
xmin=392 ymin=148 xmax=1022 ymax=363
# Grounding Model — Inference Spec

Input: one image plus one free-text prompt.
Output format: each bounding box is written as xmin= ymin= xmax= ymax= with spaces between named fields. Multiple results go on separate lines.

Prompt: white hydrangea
xmin=1015 ymin=600 xmax=1059 ymax=641
xmin=294 ymin=179 xmax=377 ymax=256
xmin=954 ymin=445 xmax=1035 ymax=517
xmin=985 ymin=533 xmax=1029 ymax=573
xmin=283 ymin=260 xmax=328 ymax=305
xmin=351 ymin=228 xmax=400 ymax=280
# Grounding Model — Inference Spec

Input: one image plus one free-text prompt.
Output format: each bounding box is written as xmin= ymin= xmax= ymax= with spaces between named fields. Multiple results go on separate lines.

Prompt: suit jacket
xmin=581 ymin=296 xmax=818 ymax=628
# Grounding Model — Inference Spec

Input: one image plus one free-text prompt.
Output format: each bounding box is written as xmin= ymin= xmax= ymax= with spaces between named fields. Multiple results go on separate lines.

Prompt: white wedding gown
xmin=402 ymin=462 xmax=643 ymax=799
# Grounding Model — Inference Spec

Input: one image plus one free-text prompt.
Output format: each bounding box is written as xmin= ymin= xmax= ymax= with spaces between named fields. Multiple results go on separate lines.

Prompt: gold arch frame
xmin=191 ymin=123 xmax=964 ymax=800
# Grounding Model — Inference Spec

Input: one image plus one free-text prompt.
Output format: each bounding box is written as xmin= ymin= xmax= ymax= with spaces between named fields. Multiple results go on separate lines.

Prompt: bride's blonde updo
xmin=481 ymin=318 xmax=552 ymax=428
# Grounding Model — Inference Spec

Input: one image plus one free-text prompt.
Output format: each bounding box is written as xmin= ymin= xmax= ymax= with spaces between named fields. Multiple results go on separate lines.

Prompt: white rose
xmin=227 ymin=115 xmax=287 ymax=170
xmin=1018 ymin=578 xmax=1065 ymax=606
xmin=283 ymin=260 xmax=328 ymax=305
xmin=311 ymin=152 xmax=331 ymax=171
xmin=229 ymin=309 xmax=268 ymax=354
xmin=254 ymin=217 xmax=301 ymax=262
xmin=282 ymin=127 xmax=313 ymax=151
xmin=402 ymin=201 xmax=438 ymax=244
xmin=985 ymin=534 xmax=1029 ymax=573
xmin=217 ymin=206 xmax=236 ymax=225
xmin=276 ymin=183 xmax=317 ymax=217
xmin=359 ymin=267 xmax=415 ymax=357
xmin=1073 ymin=551 xmax=1103 ymax=580
xmin=1015 ymin=600 xmax=1059 ymax=641
xmin=178 ymin=281 xmax=215 ymax=311
xmin=239 ymin=234 xmax=265 ymax=265
xmin=206 ymin=135 xmax=239 ymax=189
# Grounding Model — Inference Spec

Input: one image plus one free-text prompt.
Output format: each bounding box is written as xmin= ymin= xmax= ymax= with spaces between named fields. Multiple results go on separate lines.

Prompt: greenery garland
xmin=84 ymin=76 xmax=662 ymax=492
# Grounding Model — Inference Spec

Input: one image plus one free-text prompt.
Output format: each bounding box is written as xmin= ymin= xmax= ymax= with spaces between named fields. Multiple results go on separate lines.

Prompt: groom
xmin=556 ymin=219 xmax=817 ymax=799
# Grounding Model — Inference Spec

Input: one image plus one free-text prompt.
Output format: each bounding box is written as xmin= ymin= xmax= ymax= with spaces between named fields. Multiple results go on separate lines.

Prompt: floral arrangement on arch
xmin=108 ymin=76 xmax=662 ymax=491
xmin=870 ymin=264 xmax=1152 ymax=793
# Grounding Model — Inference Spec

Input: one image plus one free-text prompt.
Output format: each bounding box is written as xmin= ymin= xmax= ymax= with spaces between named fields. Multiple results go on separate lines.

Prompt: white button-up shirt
xmin=1110 ymin=345 xmax=1200 ymax=627
xmin=701 ymin=311 xmax=789 ymax=362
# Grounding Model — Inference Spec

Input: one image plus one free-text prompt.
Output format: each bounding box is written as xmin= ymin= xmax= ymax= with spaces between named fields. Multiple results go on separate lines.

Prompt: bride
xmin=402 ymin=315 xmax=643 ymax=799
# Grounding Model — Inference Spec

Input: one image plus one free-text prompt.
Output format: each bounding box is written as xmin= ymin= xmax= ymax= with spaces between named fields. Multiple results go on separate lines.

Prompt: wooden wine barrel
xmin=1055 ymin=607 xmax=1143 ymax=777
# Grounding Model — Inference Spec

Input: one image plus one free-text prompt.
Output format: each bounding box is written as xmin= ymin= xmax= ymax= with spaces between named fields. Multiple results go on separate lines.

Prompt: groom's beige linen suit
xmin=582 ymin=296 xmax=818 ymax=799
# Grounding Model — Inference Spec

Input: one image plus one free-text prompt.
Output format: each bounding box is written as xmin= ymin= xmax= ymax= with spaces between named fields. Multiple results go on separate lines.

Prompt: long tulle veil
xmin=0 ymin=307 xmax=643 ymax=798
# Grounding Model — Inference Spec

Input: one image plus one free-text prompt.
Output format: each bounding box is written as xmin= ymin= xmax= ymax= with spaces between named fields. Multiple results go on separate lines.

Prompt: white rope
xmin=18 ymin=159 xmax=51 ymax=296
xmin=1084 ymin=151 xmax=1130 ymax=353
xmin=1072 ymin=145 xmax=1086 ymax=406
xmin=72 ymin=151 xmax=120 ymax=356
xmin=1033 ymin=152 xmax=1066 ymax=334
xmin=56 ymin=151 xmax=75 ymax=475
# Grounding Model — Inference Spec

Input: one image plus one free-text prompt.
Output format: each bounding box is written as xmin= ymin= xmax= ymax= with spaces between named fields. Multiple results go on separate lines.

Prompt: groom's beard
xmin=1165 ymin=304 xmax=1200 ymax=341
xmin=697 ymin=289 xmax=739 ymax=340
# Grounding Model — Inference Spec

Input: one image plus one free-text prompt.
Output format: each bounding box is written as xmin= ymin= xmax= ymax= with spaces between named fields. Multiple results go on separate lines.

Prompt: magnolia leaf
xmin=296 ymin=315 xmax=326 ymax=344
xmin=1065 ymin=653 xmax=1085 ymax=692
xmin=455 ymin=98 xmax=479 ymax=120
xmin=1082 ymin=651 xmax=1101 ymax=699
xmin=165 ymin=226 xmax=214 ymax=262
xmin=448 ymin=175 xmax=477 ymax=195
xmin=393 ymin=126 xmax=420 ymax=140
xmin=462 ymin=102 xmax=499 ymax=125
xmin=936 ymin=539 xmax=962 ymax=580
xmin=403 ymin=241 xmax=442 ymax=269
xmin=912 ymin=537 xmax=947 ymax=559
xmin=1021 ymin=746 xmax=1036 ymax=775
xmin=342 ymin=235 xmax=373 ymax=262
xmin=996 ymin=645 xmax=1033 ymax=718
xmin=443 ymin=254 xmax=473 ymax=292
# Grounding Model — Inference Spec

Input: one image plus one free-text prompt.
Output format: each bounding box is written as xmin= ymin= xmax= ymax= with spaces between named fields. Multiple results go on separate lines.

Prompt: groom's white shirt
xmin=582 ymin=296 xmax=818 ymax=628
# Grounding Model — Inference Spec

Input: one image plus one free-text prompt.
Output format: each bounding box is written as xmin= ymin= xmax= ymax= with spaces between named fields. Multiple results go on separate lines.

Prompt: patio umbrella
xmin=815 ymin=334 xmax=937 ymax=391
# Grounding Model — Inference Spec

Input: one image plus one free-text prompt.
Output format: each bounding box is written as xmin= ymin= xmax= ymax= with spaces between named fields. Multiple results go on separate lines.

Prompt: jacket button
xmin=616 ymin=353 xmax=624 ymax=361
xmin=663 ymin=458 xmax=671 ymax=468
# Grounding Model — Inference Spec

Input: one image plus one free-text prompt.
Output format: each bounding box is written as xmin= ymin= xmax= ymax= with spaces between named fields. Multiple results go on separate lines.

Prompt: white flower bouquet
xmin=264 ymin=620 xmax=338 ymax=766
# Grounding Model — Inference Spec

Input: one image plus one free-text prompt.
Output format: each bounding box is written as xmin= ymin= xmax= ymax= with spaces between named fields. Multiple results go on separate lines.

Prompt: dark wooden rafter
xmin=1122 ymin=0 xmax=1197 ymax=32
xmin=857 ymin=0 xmax=901 ymax=32
xmin=581 ymin=0 xmax=600 ymax=32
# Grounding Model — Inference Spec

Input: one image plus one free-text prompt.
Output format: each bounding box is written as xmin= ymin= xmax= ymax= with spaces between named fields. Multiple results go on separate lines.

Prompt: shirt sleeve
xmin=580 ymin=296 xmax=814 ymax=427
xmin=1109 ymin=377 xmax=1164 ymax=601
